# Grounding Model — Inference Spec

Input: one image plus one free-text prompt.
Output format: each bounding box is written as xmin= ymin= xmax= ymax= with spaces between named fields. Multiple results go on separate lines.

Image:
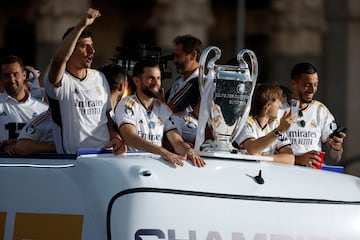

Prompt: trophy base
xmin=197 ymin=150 xmax=273 ymax=162
xmin=198 ymin=140 xmax=273 ymax=161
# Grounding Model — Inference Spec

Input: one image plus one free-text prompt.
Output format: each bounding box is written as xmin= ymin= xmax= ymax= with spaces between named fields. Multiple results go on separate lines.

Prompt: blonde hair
xmin=250 ymin=83 xmax=283 ymax=117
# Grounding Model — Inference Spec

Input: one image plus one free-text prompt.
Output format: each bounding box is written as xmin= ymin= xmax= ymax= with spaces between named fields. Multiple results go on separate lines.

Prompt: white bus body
xmin=0 ymin=152 xmax=359 ymax=239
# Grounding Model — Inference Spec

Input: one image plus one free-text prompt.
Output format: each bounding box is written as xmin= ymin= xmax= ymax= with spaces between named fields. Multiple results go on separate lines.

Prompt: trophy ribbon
xmin=194 ymin=68 xmax=215 ymax=151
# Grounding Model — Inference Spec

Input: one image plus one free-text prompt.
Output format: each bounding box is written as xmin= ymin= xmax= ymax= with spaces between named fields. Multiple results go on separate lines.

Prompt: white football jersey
xmin=233 ymin=115 xmax=291 ymax=154
xmin=115 ymin=94 xmax=177 ymax=148
xmin=278 ymin=100 xmax=336 ymax=155
xmin=18 ymin=110 xmax=54 ymax=144
xmin=173 ymin=113 xmax=198 ymax=146
xmin=0 ymin=93 xmax=48 ymax=144
xmin=45 ymin=69 xmax=111 ymax=154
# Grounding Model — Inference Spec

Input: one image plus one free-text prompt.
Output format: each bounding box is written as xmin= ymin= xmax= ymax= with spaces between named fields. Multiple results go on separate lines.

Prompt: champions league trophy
xmin=194 ymin=46 xmax=258 ymax=157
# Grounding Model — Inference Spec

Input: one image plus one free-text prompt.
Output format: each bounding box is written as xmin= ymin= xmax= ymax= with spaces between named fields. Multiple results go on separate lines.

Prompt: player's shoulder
xmin=0 ymin=94 xmax=7 ymax=108
xmin=246 ymin=115 xmax=256 ymax=125
xmin=29 ymin=111 xmax=51 ymax=127
xmin=311 ymin=100 xmax=331 ymax=112
xmin=311 ymin=99 xmax=325 ymax=107
xmin=29 ymin=96 xmax=48 ymax=108
xmin=87 ymin=68 xmax=101 ymax=74
xmin=122 ymin=95 xmax=138 ymax=108
xmin=0 ymin=93 xmax=6 ymax=101
xmin=87 ymin=68 xmax=106 ymax=80
xmin=189 ymin=75 xmax=199 ymax=82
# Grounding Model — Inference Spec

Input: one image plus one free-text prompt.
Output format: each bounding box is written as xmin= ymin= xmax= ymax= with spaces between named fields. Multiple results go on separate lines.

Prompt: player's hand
xmin=3 ymin=144 xmax=16 ymax=156
xmin=160 ymin=149 xmax=185 ymax=167
xmin=107 ymin=136 xmax=127 ymax=155
xmin=278 ymin=111 xmax=294 ymax=133
xmin=81 ymin=8 xmax=101 ymax=27
xmin=327 ymin=131 xmax=346 ymax=151
xmin=185 ymin=148 xmax=206 ymax=167
xmin=295 ymin=150 xmax=322 ymax=168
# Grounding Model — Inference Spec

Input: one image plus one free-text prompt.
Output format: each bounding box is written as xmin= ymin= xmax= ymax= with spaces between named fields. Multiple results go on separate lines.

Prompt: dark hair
xmin=62 ymin=26 xmax=93 ymax=40
xmin=250 ymin=83 xmax=283 ymax=117
xmin=280 ymin=85 xmax=292 ymax=98
xmin=290 ymin=62 xmax=318 ymax=81
xmin=0 ymin=55 xmax=25 ymax=74
xmin=174 ymin=35 xmax=203 ymax=61
xmin=132 ymin=59 xmax=160 ymax=78
xmin=98 ymin=64 xmax=127 ymax=91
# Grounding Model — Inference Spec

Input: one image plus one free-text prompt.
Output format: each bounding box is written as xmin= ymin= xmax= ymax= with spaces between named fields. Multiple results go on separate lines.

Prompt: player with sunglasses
xmin=278 ymin=62 xmax=346 ymax=168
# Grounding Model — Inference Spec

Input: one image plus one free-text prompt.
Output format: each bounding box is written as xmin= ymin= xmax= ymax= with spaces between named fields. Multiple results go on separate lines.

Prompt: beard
xmin=142 ymin=85 xmax=158 ymax=98
xmin=5 ymin=82 xmax=23 ymax=97
xmin=176 ymin=60 xmax=191 ymax=74
xmin=176 ymin=64 xmax=185 ymax=74
xmin=299 ymin=92 xmax=314 ymax=104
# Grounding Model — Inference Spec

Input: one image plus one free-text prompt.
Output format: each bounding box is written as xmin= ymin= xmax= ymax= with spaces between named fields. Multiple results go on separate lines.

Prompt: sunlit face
xmin=0 ymin=62 xmax=26 ymax=98
xmin=69 ymin=37 xmax=95 ymax=69
xmin=173 ymin=43 xmax=192 ymax=74
xmin=136 ymin=66 xmax=161 ymax=98
xmin=291 ymin=73 xmax=318 ymax=104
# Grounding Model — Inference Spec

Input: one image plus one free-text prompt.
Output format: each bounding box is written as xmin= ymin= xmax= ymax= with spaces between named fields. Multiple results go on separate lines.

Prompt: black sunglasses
xmin=298 ymin=110 xmax=305 ymax=127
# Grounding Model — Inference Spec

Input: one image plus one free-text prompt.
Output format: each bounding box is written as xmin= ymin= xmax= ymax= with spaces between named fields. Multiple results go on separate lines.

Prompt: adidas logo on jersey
xmin=0 ymin=111 xmax=7 ymax=117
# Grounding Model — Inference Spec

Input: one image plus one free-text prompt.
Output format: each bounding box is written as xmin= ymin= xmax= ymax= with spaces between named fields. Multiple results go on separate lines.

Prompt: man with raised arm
xmin=44 ymin=8 xmax=126 ymax=154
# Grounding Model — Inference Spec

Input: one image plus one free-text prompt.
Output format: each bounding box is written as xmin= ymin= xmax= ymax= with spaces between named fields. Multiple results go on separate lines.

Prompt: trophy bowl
xmin=195 ymin=46 xmax=258 ymax=155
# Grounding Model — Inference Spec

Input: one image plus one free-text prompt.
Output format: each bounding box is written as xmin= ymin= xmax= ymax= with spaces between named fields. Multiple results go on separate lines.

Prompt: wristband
xmin=273 ymin=129 xmax=282 ymax=138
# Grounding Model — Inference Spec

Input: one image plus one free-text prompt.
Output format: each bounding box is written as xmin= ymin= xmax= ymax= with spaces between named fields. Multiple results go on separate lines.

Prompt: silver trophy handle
xmin=199 ymin=46 xmax=221 ymax=93
xmin=231 ymin=49 xmax=258 ymax=143
xmin=237 ymin=49 xmax=258 ymax=83
xmin=195 ymin=46 xmax=221 ymax=151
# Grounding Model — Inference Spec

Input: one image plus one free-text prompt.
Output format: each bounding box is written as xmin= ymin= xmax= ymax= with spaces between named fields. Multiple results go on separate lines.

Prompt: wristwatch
xmin=273 ymin=129 xmax=282 ymax=138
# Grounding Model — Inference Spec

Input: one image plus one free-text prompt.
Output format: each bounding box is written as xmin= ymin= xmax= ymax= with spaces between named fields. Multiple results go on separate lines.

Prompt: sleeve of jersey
xmin=17 ymin=122 xmax=41 ymax=141
xmin=319 ymin=105 xmax=336 ymax=143
xmin=275 ymin=135 xmax=292 ymax=150
xmin=17 ymin=112 xmax=52 ymax=142
xmin=44 ymin=72 xmax=67 ymax=99
xmin=161 ymin=105 xmax=178 ymax=133
xmin=168 ymin=78 xmax=199 ymax=112
xmin=171 ymin=115 xmax=183 ymax=136
xmin=233 ymin=118 xmax=255 ymax=146
xmin=114 ymin=97 xmax=137 ymax=129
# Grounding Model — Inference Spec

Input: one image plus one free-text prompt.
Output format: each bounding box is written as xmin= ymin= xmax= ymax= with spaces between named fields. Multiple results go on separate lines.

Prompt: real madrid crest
xmin=310 ymin=119 xmax=317 ymax=128
xmin=26 ymin=126 xmax=35 ymax=134
xmin=96 ymin=86 xmax=102 ymax=95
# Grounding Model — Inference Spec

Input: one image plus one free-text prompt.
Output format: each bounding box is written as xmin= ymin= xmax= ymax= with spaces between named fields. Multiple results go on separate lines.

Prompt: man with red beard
xmin=0 ymin=55 xmax=48 ymax=154
xmin=115 ymin=59 xmax=205 ymax=168
xmin=45 ymin=8 xmax=126 ymax=154
xmin=278 ymin=62 xmax=346 ymax=167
